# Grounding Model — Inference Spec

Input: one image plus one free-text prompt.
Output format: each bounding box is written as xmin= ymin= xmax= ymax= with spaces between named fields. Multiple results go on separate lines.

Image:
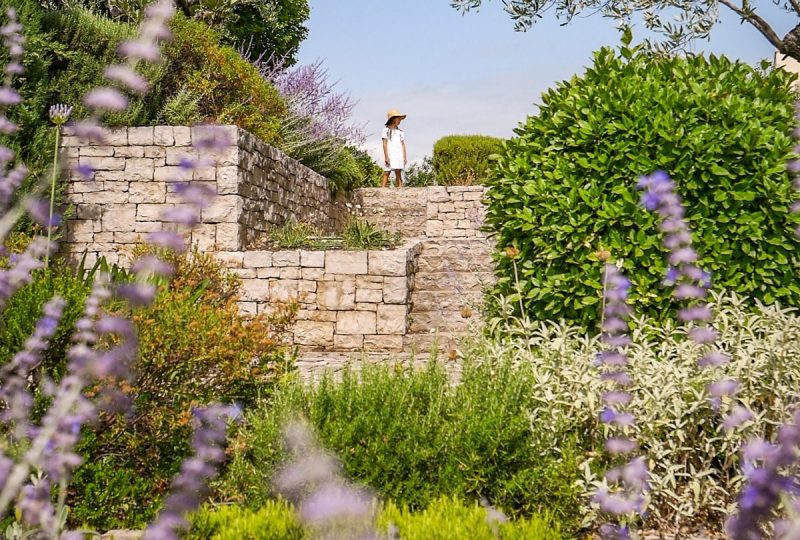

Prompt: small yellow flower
xmin=505 ymin=246 xmax=520 ymax=258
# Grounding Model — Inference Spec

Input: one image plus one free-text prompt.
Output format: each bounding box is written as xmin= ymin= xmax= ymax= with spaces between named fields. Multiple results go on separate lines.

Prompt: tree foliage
xmin=451 ymin=0 xmax=800 ymax=62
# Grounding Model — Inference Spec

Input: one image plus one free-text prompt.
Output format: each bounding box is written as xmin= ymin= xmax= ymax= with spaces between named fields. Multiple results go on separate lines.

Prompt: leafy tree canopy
xmin=451 ymin=0 xmax=800 ymax=62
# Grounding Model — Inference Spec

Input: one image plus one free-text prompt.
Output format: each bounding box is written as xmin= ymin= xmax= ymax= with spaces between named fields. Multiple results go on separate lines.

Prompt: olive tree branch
xmin=717 ymin=0 xmax=785 ymax=51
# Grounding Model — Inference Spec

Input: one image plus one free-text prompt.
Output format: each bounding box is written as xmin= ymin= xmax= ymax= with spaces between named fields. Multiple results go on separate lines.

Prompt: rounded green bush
xmin=486 ymin=43 xmax=800 ymax=327
xmin=432 ymin=134 xmax=503 ymax=185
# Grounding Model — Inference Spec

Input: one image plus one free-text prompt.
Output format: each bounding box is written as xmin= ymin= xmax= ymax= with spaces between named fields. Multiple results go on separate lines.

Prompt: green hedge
xmin=432 ymin=135 xmax=503 ymax=185
xmin=188 ymin=497 xmax=563 ymax=539
xmin=485 ymin=42 xmax=800 ymax=327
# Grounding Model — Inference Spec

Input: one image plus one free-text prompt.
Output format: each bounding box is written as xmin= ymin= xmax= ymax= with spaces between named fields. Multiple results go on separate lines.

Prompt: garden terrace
xmin=63 ymin=126 xmax=495 ymax=358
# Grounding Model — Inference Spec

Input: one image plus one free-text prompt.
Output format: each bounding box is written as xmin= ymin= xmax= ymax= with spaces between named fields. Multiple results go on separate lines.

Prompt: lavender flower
xmin=143 ymin=404 xmax=240 ymax=540
xmin=593 ymin=264 xmax=649 ymax=538
xmin=637 ymin=171 xmax=742 ymax=420
xmin=275 ymin=420 xmax=378 ymax=539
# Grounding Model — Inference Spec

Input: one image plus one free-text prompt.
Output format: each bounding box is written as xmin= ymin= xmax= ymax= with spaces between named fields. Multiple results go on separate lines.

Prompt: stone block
xmin=137 ymin=203 xmax=170 ymax=222
xmin=334 ymin=334 xmax=363 ymax=350
xmin=143 ymin=146 xmax=166 ymax=159
xmin=300 ymin=250 xmax=324 ymax=268
xmin=243 ymin=251 xmax=272 ymax=268
xmin=166 ymin=147 xmax=198 ymax=166
xmin=153 ymin=126 xmax=174 ymax=146
xmin=426 ymin=220 xmax=444 ymax=237
xmin=214 ymin=251 xmax=244 ymax=267
xmin=105 ymin=128 xmax=128 ymax=145
xmin=215 ymin=222 xmax=242 ymax=250
xmin=194 ymin=166 xmax=217 ymax=182
xmin=129 ymin=182 xmax=166 ymax=203
xmin=69 ymin=181 xmax=103 ymax=194
xmin=81 ymin=156 xmax=125 ymax=171
xmin=201 ymin=195 xmax=242 ymax=223
xmin=257 ymin=267 xmax=280 ymax=278
xmin=294 ymin=321 xmax=335 ymax=347
xmin=133 ymin=221 xmax=162 ymax=233
xmin=114 ymin=232 xmax=144 ymax=244
xmin=336 ymin=311 xmax=376 ymax=335
xmin=80 ymin=146 xmax=114 ymax=157
xmin=356 ymin=288 xmax=382 ymax=303
xmin=67 ymin=220 xmax=95 ymax=242
xmin=299 ymin=280 xmax=317 ymax=292
xmin=91 ymin=190 xmax=130 ymax=204
xmin=279 ymin=267 xmax=301 ymax=279
xmin=102 ymin=204 xmax=136 ymax=232
xmin=128 ymin=126 xmax=154 ymax=145
xmin=115 ymin=147 xmax=144 ymax=158
xmin=174 ymin=126 xmax=191 ymax=146
xmin=273 ymin=250 xmax=300 ymax=266
xmin=76 ymin=204 xmax=102 ymax=220
xmin=241 ymin=279 xmax=270 ymax=300
xmin=229 ymin=268 xmax=257 ymax=279
xmin=238 ymin=302 xmax=258 ymax=316
xmin=270 ymin=279 xmax=299 ymax=302
xmin=216 ymin=166 xmax=239 ymax=194
xmin=364 ymin=335 xmax=404 ymax=351
xmin=302 ymin=268 xmax=324 ymax=280
xmin=368 ymin=250 xmax=408 ymax=277
xmin=383 ymin=277 xmax=408 ymax=304
xmin=317 ymin=280 xmax=355 ymax=310
xmin=125 ymin=158 xmax=156 ymax=181
xmin=377 ymin=304 xmax=407 ymax=334
xmin=355 ymin=303 xmax=378 ymax=311
xmin=326 ymin=251 xmax=367 ymax=274
xmin=154 ymin=166 xmax=191 ymax=182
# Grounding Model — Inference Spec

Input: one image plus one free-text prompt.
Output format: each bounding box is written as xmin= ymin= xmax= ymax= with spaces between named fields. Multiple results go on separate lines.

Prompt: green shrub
xmin=405 ymin=156 xmax=438 ymax=187
xmin=188 ymin=502 xmax=304 ymax=540
xmin=378 ymin=497 xmax=563 ymax=540
xmin=480 ymin=292 xmax=800 ymax=532
xmin=485 ymin=43 xmax=800 ymax=327
xmin=187 ymin=497 xmax=562 ymax=540
xmin=162 ymin=16 xmax=286 ymax=145
xmin=267 ymin=221 xmax=320 ymax=249
xmin=217 ymin=361 xmax=585 ymax=533
xmin=432 ymin=135 xmax=503 ymax=185
xmin=68 ymin=250 xmax=295 ymax=530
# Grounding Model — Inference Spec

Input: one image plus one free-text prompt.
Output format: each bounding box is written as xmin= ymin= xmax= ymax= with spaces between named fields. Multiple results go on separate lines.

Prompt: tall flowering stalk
xmin=637 ymin=171 xmax=747 ymax=426
xmin=44 ymin=104 xmax=72 ymax=269
xmin=593 ymin=263 xmax=649 ymax=539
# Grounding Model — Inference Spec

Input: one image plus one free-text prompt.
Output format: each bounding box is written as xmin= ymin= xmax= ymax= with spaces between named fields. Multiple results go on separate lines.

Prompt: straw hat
xmin=385 ymin=109 xmax=407 ymax=126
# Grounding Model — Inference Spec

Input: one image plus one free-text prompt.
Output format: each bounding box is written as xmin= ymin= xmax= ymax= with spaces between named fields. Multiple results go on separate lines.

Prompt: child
xmin=381 ymin=109 xmax=407 ymax=188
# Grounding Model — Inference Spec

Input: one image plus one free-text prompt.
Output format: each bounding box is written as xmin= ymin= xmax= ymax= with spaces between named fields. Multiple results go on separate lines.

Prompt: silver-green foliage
xmin=478 ymin=292 xmax=800 ymax=532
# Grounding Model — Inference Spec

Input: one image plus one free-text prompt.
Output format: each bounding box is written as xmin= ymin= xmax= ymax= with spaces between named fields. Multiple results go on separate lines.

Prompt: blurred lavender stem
xmin=0 ymin=379 xmax=82 ymax=516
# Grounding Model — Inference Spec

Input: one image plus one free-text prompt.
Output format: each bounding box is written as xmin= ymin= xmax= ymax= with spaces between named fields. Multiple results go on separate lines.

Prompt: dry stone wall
xmin=356 ymin=186 xmax=487 ymax=240
xmin=63 ymin=126 xmax=496 ymax=356
xmin=220 ymin=241 xmax=421 ymax=352
xmin=61 ymin=125 xmax=348 ymax=266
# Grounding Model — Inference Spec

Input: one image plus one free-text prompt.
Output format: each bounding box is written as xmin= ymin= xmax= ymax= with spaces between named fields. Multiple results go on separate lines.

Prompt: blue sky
xmin=296 ymin=1 xmax=796 ymax=162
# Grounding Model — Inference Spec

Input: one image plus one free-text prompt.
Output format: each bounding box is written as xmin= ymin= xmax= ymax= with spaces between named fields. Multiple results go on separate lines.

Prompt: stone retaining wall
xmin=219 ymin=241 xmax=422 ymax=352
xmin=61 ymin=125 xmax=348 ymax=266
xmin=356 ymin=186 xmax=487 ymax=239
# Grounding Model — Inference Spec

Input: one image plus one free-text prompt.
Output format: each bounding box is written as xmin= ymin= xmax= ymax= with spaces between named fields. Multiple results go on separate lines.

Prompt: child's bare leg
xmin=394 ymin=170 xmax=403 ymax=188
xmin=381 ymin=171 xmax=390 ymax=188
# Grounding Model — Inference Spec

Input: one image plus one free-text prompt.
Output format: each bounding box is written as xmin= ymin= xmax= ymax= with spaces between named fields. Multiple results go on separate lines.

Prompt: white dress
xmin=381 ymin=127 xmax=405 ymax=171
